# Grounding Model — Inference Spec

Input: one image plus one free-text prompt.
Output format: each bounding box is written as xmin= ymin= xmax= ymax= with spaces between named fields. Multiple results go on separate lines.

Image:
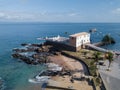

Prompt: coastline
xmin=0 ymin=23 xmax=120 ymax=90
xmin=12 ymin=41 xmax=106 ymax=90
xmin=12 ymin=42 xmax=95 ymax=90
xmin=11 ymin=32 xmax=119 ymax=90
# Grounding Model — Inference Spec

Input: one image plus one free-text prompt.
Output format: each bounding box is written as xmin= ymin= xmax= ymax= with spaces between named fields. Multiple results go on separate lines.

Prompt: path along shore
xmin=98 ymin=55 xmax=120 ymax=90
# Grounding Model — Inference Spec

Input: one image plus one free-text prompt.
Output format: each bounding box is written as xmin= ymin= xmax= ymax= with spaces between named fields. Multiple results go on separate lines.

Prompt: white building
xmin=45 ymin=35 xmax=69 ymax=43
xmin=41 ymin=32 xmax=90 ymax=51
xmin=69 ymin=32 xmax=90 ymax=51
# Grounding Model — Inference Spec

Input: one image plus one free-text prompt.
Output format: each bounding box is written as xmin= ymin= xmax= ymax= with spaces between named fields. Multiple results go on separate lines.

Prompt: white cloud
xmin=68 ymin=13 xmax=78 ymax=16
xmin=0 ymin=12 xmax=5 ymax=17
xmin=112 ymin=8 xmax=120 ymax=15
xmin=0 ymin=11 xmax=82 ymax=22
xmin=0 ymin=11 xmax=39 ymax=21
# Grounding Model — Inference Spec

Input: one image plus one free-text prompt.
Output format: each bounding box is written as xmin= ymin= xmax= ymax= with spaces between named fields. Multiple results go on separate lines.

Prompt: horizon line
xmin=0 ymin=21 xmax=120 ymax=24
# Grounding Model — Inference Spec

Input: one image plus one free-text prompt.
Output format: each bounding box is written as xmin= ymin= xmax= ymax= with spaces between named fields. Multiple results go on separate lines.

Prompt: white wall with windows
xmin=76 ymin=34 xmax=90 ymax=47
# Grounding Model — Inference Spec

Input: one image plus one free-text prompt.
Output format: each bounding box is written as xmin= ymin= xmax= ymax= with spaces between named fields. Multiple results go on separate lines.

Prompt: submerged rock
xmin=21 ymin=43 xmax=29 ymax=46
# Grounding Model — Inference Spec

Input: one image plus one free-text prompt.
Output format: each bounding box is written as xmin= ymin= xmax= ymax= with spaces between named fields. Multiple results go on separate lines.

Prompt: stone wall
xmin=45 ymin=41 xmax=77 ymax=52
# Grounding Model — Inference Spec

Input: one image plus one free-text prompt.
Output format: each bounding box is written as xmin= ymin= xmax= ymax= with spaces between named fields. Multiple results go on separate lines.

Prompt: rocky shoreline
xmin=12 ymin=42 xmax=95 ymax=90
xmin=12 ymin=42 xmax=60 ymax=65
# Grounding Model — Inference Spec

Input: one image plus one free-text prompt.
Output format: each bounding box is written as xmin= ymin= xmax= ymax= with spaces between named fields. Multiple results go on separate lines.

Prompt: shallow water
xmin=0 ymin=23 xmax=120 ymax=90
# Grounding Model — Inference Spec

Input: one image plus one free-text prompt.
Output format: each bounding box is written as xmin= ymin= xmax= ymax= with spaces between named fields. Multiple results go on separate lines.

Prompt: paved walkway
xmin=98 ymin=56 xmax=120 ymax=90
xmin=86 ymin=44 xmax=109 ymax=53
xmin=86 ymin=44 xmax=120 ymax=55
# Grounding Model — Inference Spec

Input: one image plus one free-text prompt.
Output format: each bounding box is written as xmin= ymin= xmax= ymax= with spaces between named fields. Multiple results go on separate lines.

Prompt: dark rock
xmin=89 ymin=28 xmax=97 ymax=33
xmin=12 ymin=42 xmax=58 ymax=65
xmin=21 ymin=43 xmax=29 ymax=46
xmin=13 ymin=48 xmax=29 ymax=53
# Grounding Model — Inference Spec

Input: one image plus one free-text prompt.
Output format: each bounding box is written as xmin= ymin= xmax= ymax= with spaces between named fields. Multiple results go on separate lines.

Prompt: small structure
xmin=69 ymin=32 xmax=90 ymax=51
xmin=46 ymin=35 xmax=69 ymax=43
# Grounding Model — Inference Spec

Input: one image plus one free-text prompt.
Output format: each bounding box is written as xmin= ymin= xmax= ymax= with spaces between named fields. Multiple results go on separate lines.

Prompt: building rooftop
xmin=69 ymin=32 xmax=89 ymax=37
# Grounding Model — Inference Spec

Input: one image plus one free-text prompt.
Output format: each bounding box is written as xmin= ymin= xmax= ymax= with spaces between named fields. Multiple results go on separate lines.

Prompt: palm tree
xmin=106 ymin=52 xmax=114 ymax=70
xmin=93 ymin=51 xmax=101 ymax=76
xmin=93 ymin=51 xmax=101 ymax=65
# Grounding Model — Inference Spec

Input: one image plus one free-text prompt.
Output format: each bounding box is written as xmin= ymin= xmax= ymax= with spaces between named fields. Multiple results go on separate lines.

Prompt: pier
xmin=85 ymin=44 xmax=120 ymax=55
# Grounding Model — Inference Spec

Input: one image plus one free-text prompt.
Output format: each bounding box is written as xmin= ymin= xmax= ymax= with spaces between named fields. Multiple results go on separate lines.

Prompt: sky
xmin=0 ymin=0 xmax=120 ymax=22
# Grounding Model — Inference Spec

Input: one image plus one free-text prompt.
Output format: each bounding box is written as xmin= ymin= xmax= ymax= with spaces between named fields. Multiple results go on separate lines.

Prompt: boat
xmin=37 ymin=37 xmax=44 ymax=40
xmin=89 ymin=28 xmax=97 ymax=33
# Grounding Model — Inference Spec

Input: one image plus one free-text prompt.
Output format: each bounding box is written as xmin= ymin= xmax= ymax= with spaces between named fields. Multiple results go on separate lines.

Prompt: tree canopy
xmin=93 ymin=52 xmax=101 ymax=62
xmin=102 ymin=34 xmax=116 ymax=45
xmin=105 ymin=52 xmax=114 ymax=68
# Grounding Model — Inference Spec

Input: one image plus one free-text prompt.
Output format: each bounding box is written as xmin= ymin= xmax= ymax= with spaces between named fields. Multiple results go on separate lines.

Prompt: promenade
xmin=98 ymin=56 xmax=120 ymax=90
xmin=86 ymin=44 xmax=120 ymax=55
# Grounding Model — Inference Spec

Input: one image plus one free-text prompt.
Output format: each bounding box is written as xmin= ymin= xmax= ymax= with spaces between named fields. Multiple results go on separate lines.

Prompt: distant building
xmin=69 ymin=32 xmax=90 ymax=51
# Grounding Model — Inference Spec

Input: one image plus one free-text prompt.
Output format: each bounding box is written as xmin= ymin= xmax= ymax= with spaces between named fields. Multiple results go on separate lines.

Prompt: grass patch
xmin=62 ymin=49 xmax=96 ymax=75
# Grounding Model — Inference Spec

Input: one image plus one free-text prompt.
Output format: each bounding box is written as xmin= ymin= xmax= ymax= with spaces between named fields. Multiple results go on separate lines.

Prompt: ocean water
xmin=0 ymin=23 xmax=120 ymax=90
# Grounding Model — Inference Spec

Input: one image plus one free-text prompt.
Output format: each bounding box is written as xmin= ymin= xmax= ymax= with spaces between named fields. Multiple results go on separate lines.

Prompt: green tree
xmin=102 ymin=34 xmax=116 ymax=45
xmin=93 ymin=52 xmax=101 ymax=64
xmin=106 ymin=52 xmax=114 ymax=69
xmin=93 ymin=51 xmax=101 ymax=76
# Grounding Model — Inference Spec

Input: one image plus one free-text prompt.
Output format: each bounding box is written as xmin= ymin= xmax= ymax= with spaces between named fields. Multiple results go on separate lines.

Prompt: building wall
xmin=45 ymin=40 xmax=77 ymax=51
xmin=76 ymin=33 xmax=90 ymax=47
xmin=69 ymin=33 xmax=90 ymax=48
xmin=69 ymin=37 xmax=76 ymax=47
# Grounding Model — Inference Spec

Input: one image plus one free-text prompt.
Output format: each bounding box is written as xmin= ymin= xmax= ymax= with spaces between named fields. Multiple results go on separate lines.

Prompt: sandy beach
xmin=45 ymin=55 xmax=93 ymax=90
xmin=49 ymin=55 xmax=84 ymax=71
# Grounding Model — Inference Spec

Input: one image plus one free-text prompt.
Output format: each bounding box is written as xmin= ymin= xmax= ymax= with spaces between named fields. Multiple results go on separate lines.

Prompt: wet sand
xmin=48 ymin=55 xmax=85 ymax=72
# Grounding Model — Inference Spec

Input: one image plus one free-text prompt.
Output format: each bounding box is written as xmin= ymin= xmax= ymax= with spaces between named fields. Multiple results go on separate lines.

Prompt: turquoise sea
xmin=0 ymin=23 xmax=120 ymax=90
